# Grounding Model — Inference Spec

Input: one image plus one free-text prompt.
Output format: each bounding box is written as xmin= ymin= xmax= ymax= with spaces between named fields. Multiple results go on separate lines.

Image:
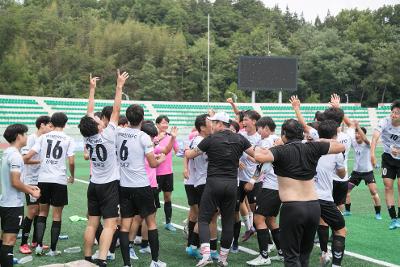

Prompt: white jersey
xmin=84 ymin=122 xmax=120 ymax=184
xmin=0 ymin=147 xmax=25 ymax=207
xmin=32 ymin=131 xmax=75 ymax=185
xmin=376 ymin=117 xmax=400 ymax=157
xmin=117 ymin=128 xmax=154 ymax=188
xmin=352 ymin=140 xmax=373 ymax=172
xmin=332 ymin=128 xmax=355 ymax=182
xmin=238 ymin=131 xmax=261 ymax=182
xmin=309 ymin=127 xmax=320 ymax=141
xmin=21 ymin=133 xmax=40 ymax=185
xmin=188 ymin=135 xmax=208 ymax=187
xmin=315 ymin=153 xmax=345 ymax=202
xmin=259 ymin=134 xmax=279 ymax=190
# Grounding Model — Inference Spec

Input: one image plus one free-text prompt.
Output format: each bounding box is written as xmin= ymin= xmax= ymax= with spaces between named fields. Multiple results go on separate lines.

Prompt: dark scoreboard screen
xmin=238 ymin=56 xmax=297 ymax=91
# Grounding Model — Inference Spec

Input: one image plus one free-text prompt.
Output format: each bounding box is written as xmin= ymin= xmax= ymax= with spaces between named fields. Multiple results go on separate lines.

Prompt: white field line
xmin=75 ymin=178 xmax=399 ymax=267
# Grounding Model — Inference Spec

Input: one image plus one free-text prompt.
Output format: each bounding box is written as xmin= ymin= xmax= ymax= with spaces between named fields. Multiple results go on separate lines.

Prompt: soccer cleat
xmin=230 ymin=244 xmax=239 ymax=254
xmin=107 ymin=252 xmax=115 ymax=260
xmin=129 ymin=247 xmax=139 ymax=260
xmin=395 ymin=218 xmax=400 ymax=228
xmin=343 ymin=211 xmax=352 ymax=216
xmin=150 ymin=260 xmax=167 ymax=267
xmin=320 ymin=251 xmax=331 ymax=267
xmin=19 ymin=244 xmax=32 ymax=254
xmin=211 ymin=251 xmax=219 ymax=261
xmin=92 ymin=250 xmax=99 ymax=260
xmin=375 ymin=213 xmax=382 ymax=220
xmin=270 ymin=254 xmax=284 ymax=262
xmin=46 ymin=250 xmax=61 ymax=256
xmin=389 ymin=219 xmax=398 ymax=230
xmin=164 ymin=223 xmax=177 ymax=232
xmin=267 ymin=243 xmax=276 ymax=253
xmin=31 ymin=243 xmax=49 ymax=250
xmin=186 ymin=246 xmax=202 ymax=260
xmin=139 ymin=246 xmax=151 ymax=254
xmin=35 ymin=245 xmax=44 ymax=255
xmin=196 ymin=256 xmax=213 ymax=267
xmin=241 ymin=229 xmax=255 ymax=242
xmin=246 ymin=255 xmax=272 ymax=266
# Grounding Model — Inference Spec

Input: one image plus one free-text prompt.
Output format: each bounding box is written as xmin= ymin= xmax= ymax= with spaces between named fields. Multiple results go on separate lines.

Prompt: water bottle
xmin=59 ymin=234 xmax=69 ymax=240
xmin=64 ymin=246 xmax=81 ymax=253
xmin=18 ymin=255 xmax=33 ymax=264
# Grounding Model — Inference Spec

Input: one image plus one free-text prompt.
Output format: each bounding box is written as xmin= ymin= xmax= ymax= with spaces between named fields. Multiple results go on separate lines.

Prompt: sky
xmin=261 ymin=0 xmax=398 ymax=22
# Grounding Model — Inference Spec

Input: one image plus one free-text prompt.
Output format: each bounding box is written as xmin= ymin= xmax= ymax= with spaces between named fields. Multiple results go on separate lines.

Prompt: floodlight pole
xmin=207 ymin=14 xmax=210 ymax=107
xmin=251 ymin=91 xmax=256 ymax=103
xmin=278 ymin=90 xmax=282 ymax=104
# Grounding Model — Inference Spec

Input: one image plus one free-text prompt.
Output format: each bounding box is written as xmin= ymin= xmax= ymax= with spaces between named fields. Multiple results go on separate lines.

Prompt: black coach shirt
xmin=197 ymin=129 xmax=252 ymax=180
xmin=270 ymin=140 xmax=330 ymax=181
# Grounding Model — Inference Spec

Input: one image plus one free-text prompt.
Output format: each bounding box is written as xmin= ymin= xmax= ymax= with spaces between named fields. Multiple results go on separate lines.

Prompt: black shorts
xmin=349 ymin=171 xmax=375 ymax=186
xmin=255 ymin=188 xmax=281 ymax=217
xmin=185 ymin=184 xmax=197 ymax=206
xmin=238 ymin=180 xmax=262 ymax=204
xmin=319 ymin=200 xmax=345 ymax=231
xmin=120 ymin=186 xmax=156 ymax=218
xmin=87 ymin=180 xmax=120 ymax=219
xmin=195 ymin=184 xmax=206 ymax=208
xmin=332 ymin=180 xmax=348 ymax=206
xmin=0 ymin=206 xmax=24 ymax=234
xmin=25 ymin=193 xmax=39 ymax=206
xmin=382 ymin=153 xmax=400 ymax=179
xmin=153 ymin=187 xmax=160 ymax=209
xmin=38 ymin=182 xmax=68 ymax=207
xmin=156 ymin=173 xmax=174 ymax=192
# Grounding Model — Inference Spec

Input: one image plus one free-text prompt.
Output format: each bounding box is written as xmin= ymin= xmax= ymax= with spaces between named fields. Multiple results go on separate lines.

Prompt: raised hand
xmin=89 ymin=73 xmax=100 ymax=90
xmin=170 ymin=126 xmax=178 ymax=138
xmin=226 ymin=98 xmax=234 ymax=104
xmin=330 ymin=93 xmax=341 ymax=108
xmin=116 ymin=69 xmax=129 ymax=88
xmin=289 ymin=95 xmax=301 ymax=110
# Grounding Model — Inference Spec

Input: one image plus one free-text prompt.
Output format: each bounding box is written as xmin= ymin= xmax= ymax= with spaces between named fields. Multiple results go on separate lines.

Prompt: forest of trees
xmin=0 ymin=0 xmax=399 ymax=104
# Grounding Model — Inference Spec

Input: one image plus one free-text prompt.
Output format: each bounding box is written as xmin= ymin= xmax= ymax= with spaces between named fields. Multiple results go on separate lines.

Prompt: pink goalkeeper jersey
xmin=155 ymin=134 xmax=179 ymax=176
xmin=145 ymin=146 xmax=162 ymax=188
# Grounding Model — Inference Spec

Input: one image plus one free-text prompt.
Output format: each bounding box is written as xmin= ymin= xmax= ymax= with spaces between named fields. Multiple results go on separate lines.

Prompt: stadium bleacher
xmin=0 ymin=95 xmax=385 ymax=134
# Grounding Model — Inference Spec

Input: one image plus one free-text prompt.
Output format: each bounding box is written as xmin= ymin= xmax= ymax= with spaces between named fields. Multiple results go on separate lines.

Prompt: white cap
xmin=207 ymin=112 xmax=230 ymax=124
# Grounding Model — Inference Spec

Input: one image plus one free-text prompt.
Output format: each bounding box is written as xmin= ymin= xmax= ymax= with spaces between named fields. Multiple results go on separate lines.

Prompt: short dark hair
xmin=229 ymin=120 xmax=240 ymax=133
xmin=101 ymin=106 xmax=113 ymax=121
xmin=94 ymin=111 xmax=102 ymax=118
xmin=78 ymin=115 xmax=98 ymax=137
xmin=317 ymin=120 xmax=338 ymax=139
xmin=156 ymin=115 xmax=169 ymax=124
xmin=238 ymin=110 xmax=246 ymax=122
xmin=195 ymin=114 xmax=208 ymax=132
xmin=314 ymin=111 xmax=325 ymax=122
xmin=391 ymin=100 xmax=400 ymax=111
xmin=35 ymin=115 xmax=51 ymax=129
xmin=356 ymin=126 xmax=367 ymax=134
xmin=281 ymin=119 xmax=304 ymax=141
xmin=323 ymin=107 xmax=344 ymax=125
xmin=118 ymin=115 xmax=128 ymax=126
xmin=126 ymin=104 xmax=144 ymax=126
xmin=141 ymin=121 xmax=158 ymax=138
xmin=307 ymin=121 xmax=320 ymax=130
xmin=51 ymin=112 xmax=68 ymax=128
xmin=3 ymin=124 xmax=28 ymax=143
xmin=256 ymin=116 xmax=276 ymax=132
xmin=244 ymin=110 xmax=261 ymax=121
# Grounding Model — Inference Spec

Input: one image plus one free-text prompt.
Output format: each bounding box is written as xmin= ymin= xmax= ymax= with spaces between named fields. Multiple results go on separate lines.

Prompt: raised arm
xmin=330 ymin=93 xmax=355 ymax=129
xmin=227 ymin=98 xmax=240 ymax=115
xmin=87 ymin=73 xmax=100 ymax=117
xmin=290 ymin=95 xmax=312 ymax=133
xmin=159 ymin=127 xmax=178 ymax=155
xmin=110 ymin=69 xmax=129 ymax=125
xmin=354 ymin=120 xmax=370 ymax=145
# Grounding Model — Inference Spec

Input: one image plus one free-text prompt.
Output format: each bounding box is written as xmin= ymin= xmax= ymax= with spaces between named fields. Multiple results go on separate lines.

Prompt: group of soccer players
xmin=0 ymin=69 xmax=400 ymax=267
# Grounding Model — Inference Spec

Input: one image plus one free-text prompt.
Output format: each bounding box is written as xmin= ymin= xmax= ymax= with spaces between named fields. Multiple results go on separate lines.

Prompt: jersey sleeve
xmin=197 ymin=135 xmax=211 ymax=153
xmin=375 ymin=118 xmax=388 ymax=133
xmin=335 ymin=153 xmax=345 ymax=170
xmin=240 ymin=134 xmax=252 ymax=151
xmin=9 ymin=153 xmax=23 ymax=173
xmin=31 ymin=135 xmax=43 ymax=153
xmin=346 ymin=128 xmax=356 ymax=140
xmin=142 ymin=133 xmax=154 ymax=154
xmin=102 ymin=122 xmax=117 ymax=142
xmin=269 ymin=146 xmax=280 ymax=162
xmin=67 ymin=138 xmax=76 ymax=157
xmin=309 ymin=127 xmax=319 ymax=141
xmin=310 ymin=141 xmax=330 ymax=156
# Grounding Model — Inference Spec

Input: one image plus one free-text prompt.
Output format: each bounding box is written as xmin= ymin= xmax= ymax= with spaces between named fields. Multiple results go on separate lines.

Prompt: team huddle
xmin=0 ymin=70 xmax=400 ymax=267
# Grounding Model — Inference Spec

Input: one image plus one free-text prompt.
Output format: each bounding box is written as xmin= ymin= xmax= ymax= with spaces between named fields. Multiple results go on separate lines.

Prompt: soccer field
xmin=10 ymin=147 xmax=400 ymax=267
